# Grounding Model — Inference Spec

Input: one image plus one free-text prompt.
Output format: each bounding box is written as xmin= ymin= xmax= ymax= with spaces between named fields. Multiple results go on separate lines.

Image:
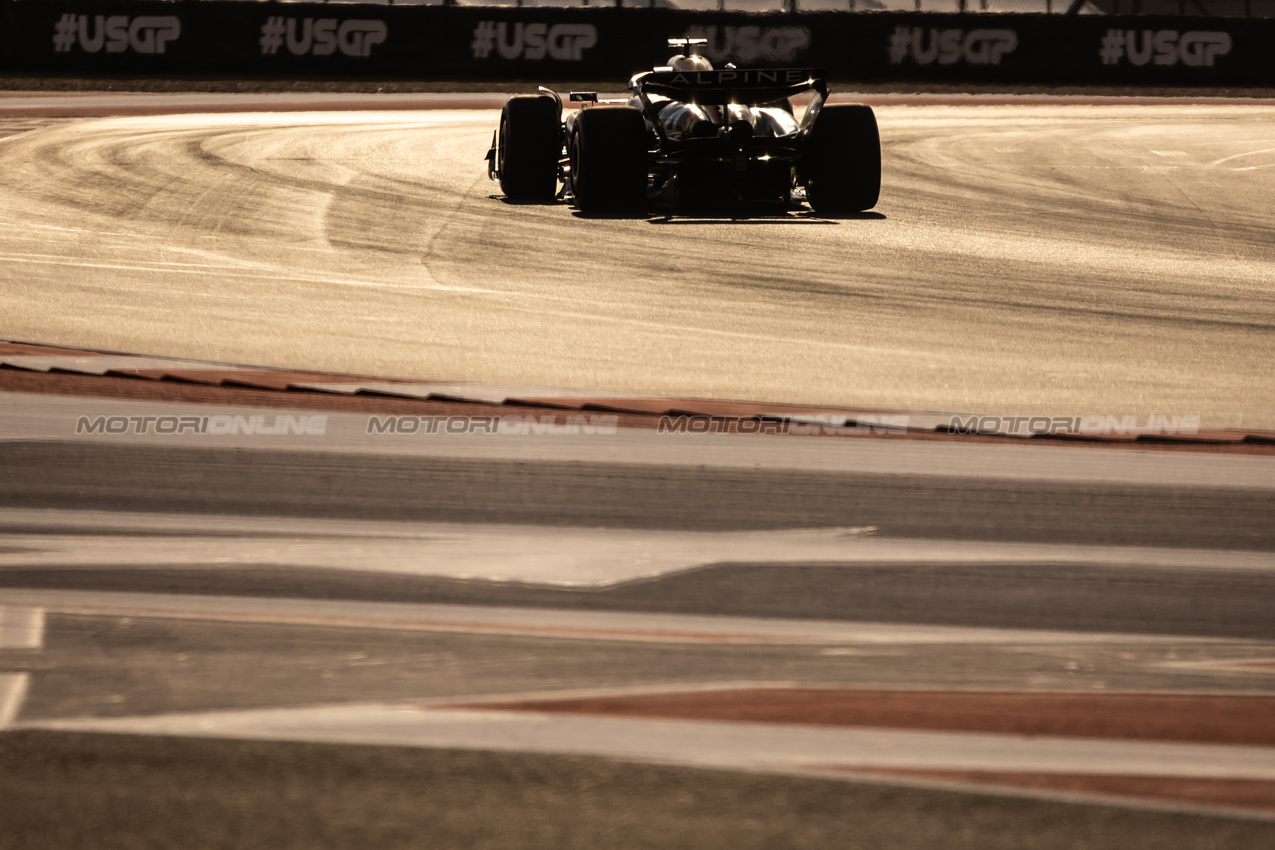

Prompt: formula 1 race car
xmin=486 ymin=41 xmax=880 ymax=215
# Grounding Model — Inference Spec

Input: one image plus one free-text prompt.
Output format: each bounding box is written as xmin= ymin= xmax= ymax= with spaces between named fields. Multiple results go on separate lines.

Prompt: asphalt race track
xmin=1 ymin=92 xmax=1274 ymax=849
xmin=0 ymin=94 xmax=1272 ymax=427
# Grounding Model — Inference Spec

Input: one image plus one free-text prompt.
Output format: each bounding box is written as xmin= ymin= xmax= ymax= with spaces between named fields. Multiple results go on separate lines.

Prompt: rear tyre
xmin=498 ymin=95 xmax=561 ymax=200
xmin=806 ymin=104 xmax=881 ymax=215
xmin=570 ymin=106 xmax=648 ymax=214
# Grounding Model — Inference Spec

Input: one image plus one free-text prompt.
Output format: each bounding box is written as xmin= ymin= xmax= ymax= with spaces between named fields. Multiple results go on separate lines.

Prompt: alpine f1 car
xmin=486 ymin=44 xmax=880 ymax=215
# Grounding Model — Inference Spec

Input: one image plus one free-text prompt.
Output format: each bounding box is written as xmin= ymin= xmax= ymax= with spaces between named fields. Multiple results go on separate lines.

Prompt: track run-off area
xmin=0 ymin=92 xmax=1272 ymax=428
xmin=2 ymin=91 xmax=1275 ymax=849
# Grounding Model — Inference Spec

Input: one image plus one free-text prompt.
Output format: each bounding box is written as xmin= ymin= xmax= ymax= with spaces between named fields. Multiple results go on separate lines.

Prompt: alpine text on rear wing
xmin=634 ymin=68 xmax=828 ymax=104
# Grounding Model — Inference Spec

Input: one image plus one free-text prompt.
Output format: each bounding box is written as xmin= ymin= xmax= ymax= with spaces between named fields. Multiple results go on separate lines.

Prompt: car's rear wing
xmin=633 ymin=68 xmax=827 ymax=105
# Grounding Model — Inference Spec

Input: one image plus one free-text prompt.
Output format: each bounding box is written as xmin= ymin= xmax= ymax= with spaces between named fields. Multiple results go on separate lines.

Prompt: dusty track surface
xmin=0 ymin=94 xmax=1271 ymax=427
xmin=3 ymin=92 xmax=1274 ymax=847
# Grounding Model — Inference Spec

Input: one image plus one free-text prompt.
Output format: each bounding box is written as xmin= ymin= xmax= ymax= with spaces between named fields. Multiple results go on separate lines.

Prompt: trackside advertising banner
xmin=1 ymin=4 xmax=1273 ymax=87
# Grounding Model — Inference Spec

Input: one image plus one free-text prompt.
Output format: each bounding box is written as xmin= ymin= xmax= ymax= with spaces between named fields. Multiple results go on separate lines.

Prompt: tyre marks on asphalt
xmin=3 ymin=105 xmax=1275 ymax=425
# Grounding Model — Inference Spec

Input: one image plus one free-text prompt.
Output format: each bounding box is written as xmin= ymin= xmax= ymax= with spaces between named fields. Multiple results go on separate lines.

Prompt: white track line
xmin=0 ymin=508 xmax=1271 ymax=585
xmin=0 ymin=673 xmax=30 ymax=728
xmin=26 ymin=704 xmax=1275 ymax=782
xmin=0 ymin=588 xmax=1210 ymax=646
xmin=0 ymin=606 xmax=45 ymax=649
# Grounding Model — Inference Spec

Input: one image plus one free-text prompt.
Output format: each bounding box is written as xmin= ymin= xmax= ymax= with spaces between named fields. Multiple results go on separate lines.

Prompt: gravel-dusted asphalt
xmin=6 ymin=730 xmax=1274 ymax=850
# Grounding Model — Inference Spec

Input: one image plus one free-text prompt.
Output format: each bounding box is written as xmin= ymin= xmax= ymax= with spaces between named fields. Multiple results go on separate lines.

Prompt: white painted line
xmin=21 ymin=699 xmax=1274 ymax=820
xmin=26 ymin=704 xmax=1275 ymax=782
xmin=0 ymin=527 xmax=1271 ymax=584
xmin=0 ymin=509 xmax=1270 ymax=586
xmin=0 ymin=523 xmax=884 ymax=586
xmin=0 ymin=673 xmax=30 ymax=728
xmin=0 ymin=606 xmax=44 ymax=649
xmin=0 ymin=588 xmax=1206 ymax=647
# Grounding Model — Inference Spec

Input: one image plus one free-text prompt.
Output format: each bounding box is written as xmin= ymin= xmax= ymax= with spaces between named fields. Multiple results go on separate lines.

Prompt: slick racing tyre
xmin=497 ymin=95 xmax=561 ymax=200
xmin=570 ymin=106 xmax=648 ymax=214
xmin=806 ymin=104 xmax=881 ymax=215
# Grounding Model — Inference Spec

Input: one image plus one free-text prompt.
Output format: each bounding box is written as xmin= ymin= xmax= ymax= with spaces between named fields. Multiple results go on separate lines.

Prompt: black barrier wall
xmin=1 ymin=4 xmax=1270 ymax=86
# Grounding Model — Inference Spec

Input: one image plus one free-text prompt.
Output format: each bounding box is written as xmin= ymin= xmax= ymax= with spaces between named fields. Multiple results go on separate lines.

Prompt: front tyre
xmin=498 ymin=94 xmax=561 ymax=201
xmin=570 ymin=106 xmax=648 ymax=214
xmin=806 ymin=104 xmax=881 ymax=215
